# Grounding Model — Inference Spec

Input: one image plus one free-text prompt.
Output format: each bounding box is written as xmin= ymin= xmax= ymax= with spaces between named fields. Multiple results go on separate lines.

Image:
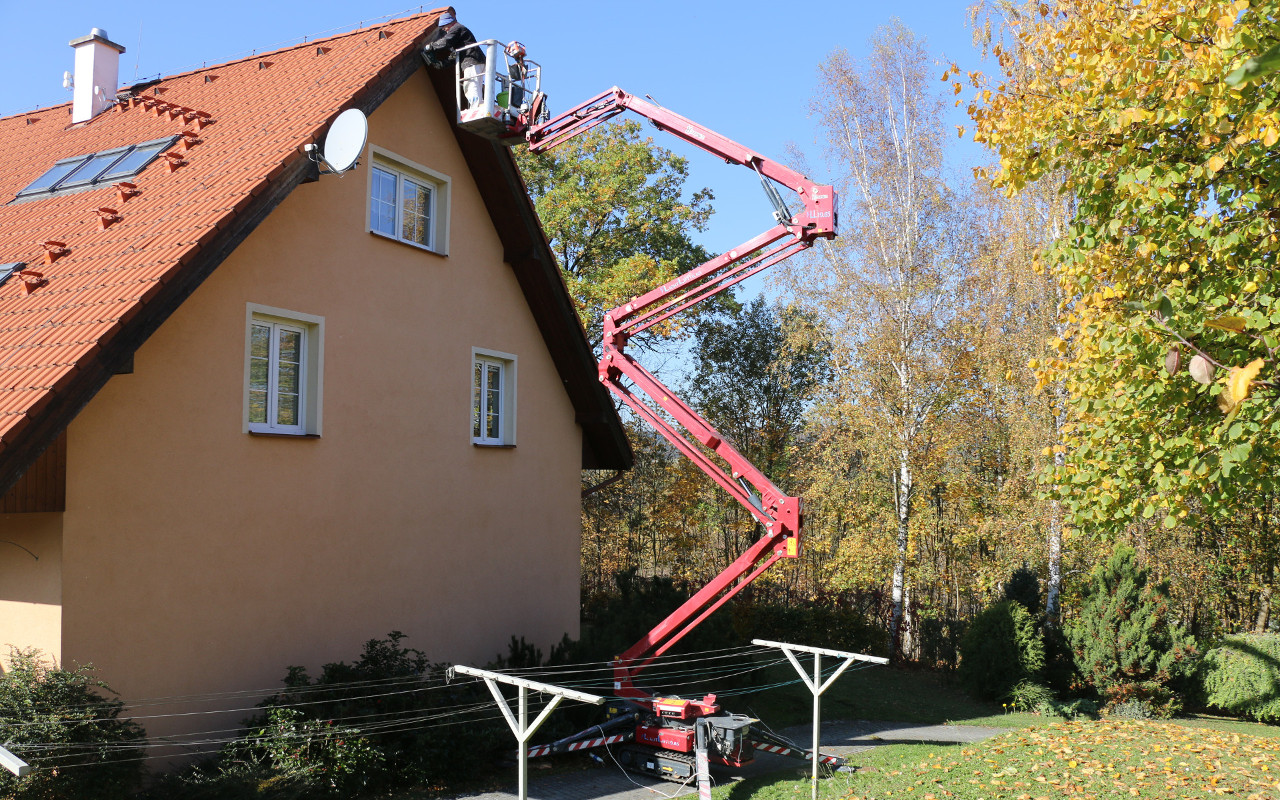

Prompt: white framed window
xmin=472 ymin=348 xmax=517 ymax=446
xmin=245 ymin=305 xmax=324 ymax=436
xmin=367 ymin=146 xmax=450 ymax=255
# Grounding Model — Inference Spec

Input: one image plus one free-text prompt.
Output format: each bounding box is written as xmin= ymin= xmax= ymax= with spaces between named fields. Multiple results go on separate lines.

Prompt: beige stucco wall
xmin=0 ymin=513 xmax=62 ymax=666
xmin=47 ymin=68 xmax=584 ymax=741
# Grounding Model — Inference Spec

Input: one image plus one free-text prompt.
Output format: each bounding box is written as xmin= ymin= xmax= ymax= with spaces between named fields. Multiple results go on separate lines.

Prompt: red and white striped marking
xmin=528 ymin=733 xmax=628 ymax=758
xmin=752 ymin=741 xmax=843 ymax=765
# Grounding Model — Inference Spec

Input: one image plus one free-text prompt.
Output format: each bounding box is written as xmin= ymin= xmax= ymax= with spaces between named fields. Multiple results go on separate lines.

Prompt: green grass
xmin=713 ymin=719 xmax=1280 ymax=800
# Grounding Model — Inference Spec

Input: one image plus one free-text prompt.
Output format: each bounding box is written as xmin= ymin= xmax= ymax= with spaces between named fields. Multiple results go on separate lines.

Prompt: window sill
xmin=472 ymin=442 xmax=516 ymax=449
xmin=248 ymin=431 xmax=321 ymax=439
xmin=369 ymin=229 xmax=446 ymax=257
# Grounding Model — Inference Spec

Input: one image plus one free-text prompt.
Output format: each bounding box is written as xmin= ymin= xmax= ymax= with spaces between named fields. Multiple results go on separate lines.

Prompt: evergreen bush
xmin=1068 ymin=543 xmax=1197 ymax=717
xmin=0 ymin=648 xmax=146 ymax=800
xmin=1002 ymin=565 xmax=1041 ymax=614
xmin=1199 ymin=633 xmax=1280 ymax=722
xmin=958 ymin=600 xmax=1045 ymax=701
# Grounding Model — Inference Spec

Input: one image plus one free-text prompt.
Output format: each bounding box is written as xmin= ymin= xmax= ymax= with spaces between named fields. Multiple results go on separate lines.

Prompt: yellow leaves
xmin=1119 ymin=107 xmax=1151 ymax=126
xmin=1206 ymin=154 xmax=1228 ymax=176
xmin=1243 ymin=280 xmax=1259 ymax=293
xmin=1217 ymin=358 xmax=1266 ymax=413
xmin=957 ymin=125 xmax=966 ymax=139
xmin=1205 ymin=315 xmax=1248 ymax=333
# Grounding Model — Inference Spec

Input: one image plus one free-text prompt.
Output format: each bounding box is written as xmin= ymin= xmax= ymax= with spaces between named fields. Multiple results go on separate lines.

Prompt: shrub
xmin=1068 ymin=543 xmax=1197 ymax=717
xmin=0 ymin=648 xmax=146 ymax=800
xmin=1038 ymin=698 xmax=1099 ymax=720
xmin=1002 ymin=566 xmax=1041 ymax=614
xmin=958 ymin=600 xmax=1045 ymax=701
xmin=1106 ymin=699 xmax=1157 ymax=720
xmin=1199 ymin=633 xmax=1280 ymax=722
xmin=159 ymin=632 xmax=505 ymax=798
xmin=251 ymin=707 xmax=383 ymax=794
xmin=1008 ymin=680 xmax=1054 ymax=712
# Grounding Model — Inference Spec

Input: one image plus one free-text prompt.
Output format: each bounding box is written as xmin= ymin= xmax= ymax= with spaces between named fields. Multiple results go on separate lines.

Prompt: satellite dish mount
xmin=306 ymin=108 xmax=368 ymax=175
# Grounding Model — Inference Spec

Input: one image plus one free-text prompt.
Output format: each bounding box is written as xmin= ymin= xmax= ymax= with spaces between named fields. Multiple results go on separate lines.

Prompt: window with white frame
xmin=246 ymin=305 xmax=323 ymax=436
xmin=368 ymin=148 xmax=450 ymax=254
xmin=472 ymin=349 xmax=516 ymax=446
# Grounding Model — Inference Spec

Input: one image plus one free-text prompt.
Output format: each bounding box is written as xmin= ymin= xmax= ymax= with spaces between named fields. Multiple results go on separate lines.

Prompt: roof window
xmin=13 ymin=136 xmax=177 ymax=200
xmin=0 ymin=263 xmax=25 ymax=286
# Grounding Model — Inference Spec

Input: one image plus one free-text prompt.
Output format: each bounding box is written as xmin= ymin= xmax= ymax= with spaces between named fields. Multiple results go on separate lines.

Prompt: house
xmin=0 ymin=10 xmax=630 ymax=748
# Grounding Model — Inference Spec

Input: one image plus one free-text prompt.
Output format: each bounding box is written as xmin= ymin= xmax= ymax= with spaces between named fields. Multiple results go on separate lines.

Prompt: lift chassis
xmin=457 ymin=73 xmax=840 ymax=778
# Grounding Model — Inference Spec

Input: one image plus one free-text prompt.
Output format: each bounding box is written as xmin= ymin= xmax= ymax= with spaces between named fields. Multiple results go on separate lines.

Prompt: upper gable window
xmin=367 ymin=147 xmax=450 ymax=255
xmin=14 ymin=136 xmax=177 ymax=200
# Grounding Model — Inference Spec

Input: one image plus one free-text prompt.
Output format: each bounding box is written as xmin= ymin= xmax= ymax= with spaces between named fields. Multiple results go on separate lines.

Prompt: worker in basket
xmin=421 ymin=7 xmax=485 ymax=108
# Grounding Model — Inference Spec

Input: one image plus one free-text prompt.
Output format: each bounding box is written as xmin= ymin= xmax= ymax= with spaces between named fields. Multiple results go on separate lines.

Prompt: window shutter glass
xmin=473 ymin=362 xmax=483 ymax=439
xmin=485 ymin=363 xmax=502 ymax=440
xmin=370 ymin=167 xmax=397 ymax=235
xmin=275 ymin=328 xmax=303 ymax=427
xmin=249 ymin=324 xmax=271 ymax=424
xmin=401 ymin=179 xmax=431 ymax=246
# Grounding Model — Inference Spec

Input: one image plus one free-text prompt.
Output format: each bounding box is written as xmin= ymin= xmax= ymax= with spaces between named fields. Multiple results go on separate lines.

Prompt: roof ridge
xmin=0 ymin=9 xmax=444 ymax=124
xmin=147 ymin=9 xmax=442 ymax=87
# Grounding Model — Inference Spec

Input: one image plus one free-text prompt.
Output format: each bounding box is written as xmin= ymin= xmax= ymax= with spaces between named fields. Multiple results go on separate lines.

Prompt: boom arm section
xmin=526 ymin=88 xmax=837 ymax=696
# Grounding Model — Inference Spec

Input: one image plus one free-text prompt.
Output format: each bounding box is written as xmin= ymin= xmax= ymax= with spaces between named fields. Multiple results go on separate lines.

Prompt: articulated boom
xmin=527 ymin=88 xmax=838 ymax=702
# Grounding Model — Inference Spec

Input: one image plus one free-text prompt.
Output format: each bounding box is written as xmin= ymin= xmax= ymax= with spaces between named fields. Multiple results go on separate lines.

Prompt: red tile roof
xmin=0 ymin=10 xmax=631 ymax=486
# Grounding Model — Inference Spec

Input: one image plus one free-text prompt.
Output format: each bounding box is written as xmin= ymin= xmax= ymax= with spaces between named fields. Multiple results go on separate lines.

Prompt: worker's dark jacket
xmin=422 ymin=23 xmax=485 ymax=71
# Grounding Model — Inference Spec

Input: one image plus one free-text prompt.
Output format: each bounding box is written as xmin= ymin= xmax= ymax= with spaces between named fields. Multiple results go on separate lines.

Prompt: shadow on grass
xmin=738 ymin=664 xmax=1006 ymax=729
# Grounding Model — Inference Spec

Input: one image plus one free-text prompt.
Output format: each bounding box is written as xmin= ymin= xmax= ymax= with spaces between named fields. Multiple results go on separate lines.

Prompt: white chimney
xmin=69 ymin=28 xmax=125 ymax=124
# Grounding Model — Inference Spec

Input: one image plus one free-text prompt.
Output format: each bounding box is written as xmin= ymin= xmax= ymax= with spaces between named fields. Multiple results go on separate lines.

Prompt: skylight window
xmin=13 ymin=136 xmax=178 ymax=200
xmin=0 ymin=263 xmax=25 ymax=287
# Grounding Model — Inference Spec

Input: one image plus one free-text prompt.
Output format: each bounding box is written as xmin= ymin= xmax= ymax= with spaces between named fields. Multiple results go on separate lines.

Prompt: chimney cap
xmin=69 ymin=28 xmax=125 ymax=53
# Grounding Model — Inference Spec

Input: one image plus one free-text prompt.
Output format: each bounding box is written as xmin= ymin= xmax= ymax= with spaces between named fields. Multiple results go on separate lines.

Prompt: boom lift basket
xmin=454 ymin=39 xmax=546 ymax=143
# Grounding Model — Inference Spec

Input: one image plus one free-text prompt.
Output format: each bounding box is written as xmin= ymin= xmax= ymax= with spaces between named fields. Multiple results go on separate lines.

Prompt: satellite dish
xmin=320 ymin=109 xmax=367 ymax=173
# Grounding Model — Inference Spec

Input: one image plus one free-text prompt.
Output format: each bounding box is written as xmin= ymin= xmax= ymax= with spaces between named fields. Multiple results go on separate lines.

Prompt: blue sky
xmin=1 ymin=0 xmax=993 ymax=283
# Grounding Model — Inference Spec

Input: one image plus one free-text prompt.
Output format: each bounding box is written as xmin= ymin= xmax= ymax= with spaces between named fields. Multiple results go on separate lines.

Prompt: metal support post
xmin=694 ymin=718 xmax=712 ymax=800
xmin=449 ymin=665 xmax=604 ymax=800
xmin=752 ymin=639 xmax=888 ymax=800
xmin=0 ymin=745 xmax=30 ymax=777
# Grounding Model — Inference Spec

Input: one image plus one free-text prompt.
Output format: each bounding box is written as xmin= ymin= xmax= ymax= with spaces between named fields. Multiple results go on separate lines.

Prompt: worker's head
xmin=439 ymin=7 xmax=457 ymax=26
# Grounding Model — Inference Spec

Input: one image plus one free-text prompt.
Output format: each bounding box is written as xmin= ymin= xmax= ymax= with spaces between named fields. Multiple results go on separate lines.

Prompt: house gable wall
xmin=51 ymin=68 xmax=583 ymax=735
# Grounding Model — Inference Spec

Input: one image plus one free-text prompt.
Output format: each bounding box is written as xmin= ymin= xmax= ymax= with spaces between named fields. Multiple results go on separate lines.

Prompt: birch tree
xmin=784 ymin=21 xmax=968 ymax=658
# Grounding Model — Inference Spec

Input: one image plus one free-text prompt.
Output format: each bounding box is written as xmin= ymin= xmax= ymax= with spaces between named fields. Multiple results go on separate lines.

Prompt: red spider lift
xmin=455 ymin=60 xmax=844 ymax=781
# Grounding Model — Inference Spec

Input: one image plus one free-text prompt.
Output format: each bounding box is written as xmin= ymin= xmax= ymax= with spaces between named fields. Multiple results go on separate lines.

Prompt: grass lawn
xmin=714 ymin=719 xmax=1280 ymax=800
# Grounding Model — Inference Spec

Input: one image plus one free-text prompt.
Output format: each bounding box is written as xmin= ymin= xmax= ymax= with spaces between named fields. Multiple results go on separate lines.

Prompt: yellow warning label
xmin=785 ymin=538 xmax=798 ymax=557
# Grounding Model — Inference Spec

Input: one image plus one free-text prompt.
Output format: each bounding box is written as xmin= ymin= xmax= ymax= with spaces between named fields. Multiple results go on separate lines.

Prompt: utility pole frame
xmin=0 ymin=745 xmax=30 ymax=777
xmin=751 ymin=639 xmax=888 ymax=800
xmin=448 ymin=665 xmax=604 ymax=800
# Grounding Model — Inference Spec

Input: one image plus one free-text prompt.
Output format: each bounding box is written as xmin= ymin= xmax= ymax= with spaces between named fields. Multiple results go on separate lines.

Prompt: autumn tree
xmin=964 ymin=0 xmax=1280 ymax=536
xmin=514 ymin=120 xmax=717 ymax=346
xmin=686 ymin=297 xmax=831 ymax=480
xmin=783 ymin=20 xmax=971 ymax=657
